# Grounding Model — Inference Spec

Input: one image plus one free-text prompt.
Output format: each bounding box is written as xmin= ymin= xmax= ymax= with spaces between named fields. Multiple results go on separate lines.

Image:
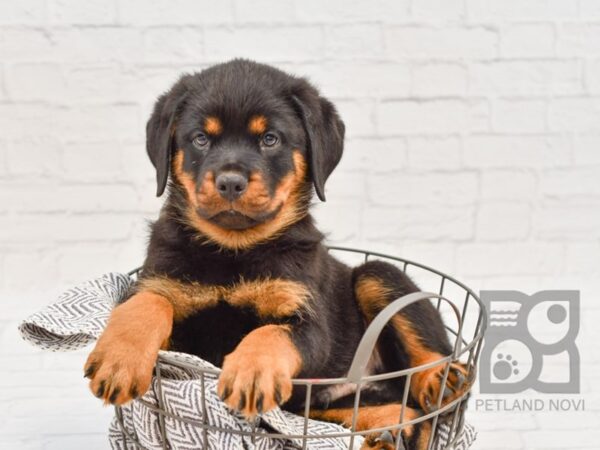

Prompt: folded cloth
xmin=19 ymin=273 xmax=477 ymax=450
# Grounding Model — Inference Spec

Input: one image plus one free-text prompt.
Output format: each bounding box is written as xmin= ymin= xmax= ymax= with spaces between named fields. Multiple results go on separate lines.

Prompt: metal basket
xmin=114 ymin=246 xmax=487 ymax=450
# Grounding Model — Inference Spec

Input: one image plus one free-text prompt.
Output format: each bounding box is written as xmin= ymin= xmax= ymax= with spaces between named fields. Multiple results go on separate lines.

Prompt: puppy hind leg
xmin=352 ymin=261 xmax=469 ymax=413
xmin=310 ymin=404 xmax=432 ymax=450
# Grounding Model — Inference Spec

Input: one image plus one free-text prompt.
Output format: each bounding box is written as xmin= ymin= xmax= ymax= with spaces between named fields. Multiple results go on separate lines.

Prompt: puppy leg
xmin=217 ymin=324 xmax=302 ymax=418
xmin=353 ymin=261 xmax=470 ymax=413
xmin=310 ymin=404 xmax=432 ymax=450
xmin=84 ymin=292 xmax=173 ymax=405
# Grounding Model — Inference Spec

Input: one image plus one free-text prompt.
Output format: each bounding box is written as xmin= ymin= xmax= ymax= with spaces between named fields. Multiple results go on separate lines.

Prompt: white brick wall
xmin=1 ymin=1 xmax=599 ymax=448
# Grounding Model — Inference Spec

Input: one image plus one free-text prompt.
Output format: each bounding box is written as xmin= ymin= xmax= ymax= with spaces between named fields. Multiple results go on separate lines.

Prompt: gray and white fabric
xmin=19 ymin=273 xmax=477 ymax=450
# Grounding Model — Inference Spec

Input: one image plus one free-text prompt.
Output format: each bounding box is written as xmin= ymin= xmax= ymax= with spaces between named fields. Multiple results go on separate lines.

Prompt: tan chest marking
xmin=137 ymin=276 xmax=312 ymax=321
xmin=184 ymin=151 xmax=308 ymax=250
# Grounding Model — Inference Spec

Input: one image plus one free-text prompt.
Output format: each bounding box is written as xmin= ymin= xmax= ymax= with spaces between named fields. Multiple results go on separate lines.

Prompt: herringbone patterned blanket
xmin=19 ymin=273 xmax=476 ymax=450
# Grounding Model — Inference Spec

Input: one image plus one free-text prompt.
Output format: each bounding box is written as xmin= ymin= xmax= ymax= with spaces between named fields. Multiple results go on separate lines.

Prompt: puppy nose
xmin=215 ymin=172 xmax=248 ymax=201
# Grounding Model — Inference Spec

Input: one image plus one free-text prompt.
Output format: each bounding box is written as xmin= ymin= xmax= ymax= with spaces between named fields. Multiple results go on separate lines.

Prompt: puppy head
xmin=146 ymin=60 xmax=345 ymax=249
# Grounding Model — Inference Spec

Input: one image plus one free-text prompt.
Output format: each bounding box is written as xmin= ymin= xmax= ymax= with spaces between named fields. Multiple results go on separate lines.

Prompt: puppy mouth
xmin=197 ymin=205 xmax=282 ymax=230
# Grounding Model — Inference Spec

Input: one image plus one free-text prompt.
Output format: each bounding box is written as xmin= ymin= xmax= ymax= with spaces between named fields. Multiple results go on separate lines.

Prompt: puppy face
xmin=172 ymin=89 xmax=308 ymax=231
xmin=146 ymin=60 xmax=345 ymax=249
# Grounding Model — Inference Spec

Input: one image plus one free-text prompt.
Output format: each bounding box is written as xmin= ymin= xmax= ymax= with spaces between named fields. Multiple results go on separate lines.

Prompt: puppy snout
xmin=215 ymin=172 xmax=248 ymax=201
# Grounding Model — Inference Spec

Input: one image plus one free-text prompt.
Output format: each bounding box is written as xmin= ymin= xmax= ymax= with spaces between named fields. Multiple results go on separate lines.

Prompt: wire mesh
xmin=117 ymin=246 xmax=487 ymax=449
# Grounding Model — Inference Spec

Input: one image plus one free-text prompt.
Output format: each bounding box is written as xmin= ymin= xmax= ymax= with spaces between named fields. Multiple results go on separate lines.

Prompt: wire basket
xmin=114 ymin=246 xmax=487 ymax=450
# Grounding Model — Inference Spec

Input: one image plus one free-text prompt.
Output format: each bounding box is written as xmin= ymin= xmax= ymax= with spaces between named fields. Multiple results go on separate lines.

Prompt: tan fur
xmin=193 ymin=170 xmax=273 ymax=215
xmin=172 ymin=150 xmax=197 ymax=202
xmin=310 ymin=404 xmax=417 ymax=437
xmin=417 ymin=421 xmax=434 ymax=450
xmin=138 ymin=276 xmax=312 ymax=321
xmin=217 ymin=325 xmax=302 ymax=418
xmin=137 ymin=277 xmax=222 ymax=321
xmin=388 ymin=314 xmax=471 ymax=411
xmin=185 ymin=151 xmax=309 ymax=250
xmin=204 ymin=116 xmax=223 ymax=135
xmin=310 ymin=404 xmax=433 ymax=450
xmin=354 ymin=276 xmax=392 ymax=320
xmin=228 ymin=278 xmax=313 ymax=318
xmin=197 ymin=170 xmax=217 ymax=209
xmin=248 ymin=115 xmax=268 ymax=134
xmin=237 ymin=171 xmax=272 ymax=210
xmin=84 ymin=292 xmax=174 ymax=405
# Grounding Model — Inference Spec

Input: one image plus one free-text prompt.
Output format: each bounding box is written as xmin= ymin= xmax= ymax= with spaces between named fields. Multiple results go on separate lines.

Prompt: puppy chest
xmin=138 ymin=276 xmax=313 ymax=366
xmin=138 ymin=276 xmax=312 ymax=321
xmin=170 ymin=303 xmax=260 ymax=367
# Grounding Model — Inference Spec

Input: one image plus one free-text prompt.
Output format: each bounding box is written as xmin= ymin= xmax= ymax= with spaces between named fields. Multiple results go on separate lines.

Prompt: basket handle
xmin=346 ymin=291 xmax=462 ymax=383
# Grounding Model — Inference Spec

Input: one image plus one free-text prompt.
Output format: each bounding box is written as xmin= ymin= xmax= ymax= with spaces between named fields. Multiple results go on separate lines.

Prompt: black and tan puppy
xmin=84 ymin=59 xmax=470 ymax=450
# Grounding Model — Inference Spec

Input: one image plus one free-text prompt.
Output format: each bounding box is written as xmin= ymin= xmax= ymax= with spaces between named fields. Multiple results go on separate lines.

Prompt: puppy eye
xmin=262 ymin=132 xmax=279 ymax=147
xmin=192 ymin=134 xmax=209 ymax=149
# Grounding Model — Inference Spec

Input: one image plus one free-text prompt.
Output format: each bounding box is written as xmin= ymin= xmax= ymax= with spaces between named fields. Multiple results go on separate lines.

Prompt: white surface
xmin=1 ymin=1 xmax=599 ymax=449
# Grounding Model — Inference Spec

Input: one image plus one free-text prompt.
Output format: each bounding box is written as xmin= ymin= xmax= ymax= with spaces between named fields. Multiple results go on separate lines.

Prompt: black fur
xmin=146 ymin=81 xmax=188 ymax=196
xmin=291 ymin=93 xmax=345 ymax=201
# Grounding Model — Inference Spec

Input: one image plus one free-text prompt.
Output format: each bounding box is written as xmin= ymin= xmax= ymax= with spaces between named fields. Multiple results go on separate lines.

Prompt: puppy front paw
xmin=84 ymin=292 xmax=173 ymax=405
xmin=84 ymin=335 xmax=157 ymax=405
xmin=217 ymin=349 xmax=293 ymax=418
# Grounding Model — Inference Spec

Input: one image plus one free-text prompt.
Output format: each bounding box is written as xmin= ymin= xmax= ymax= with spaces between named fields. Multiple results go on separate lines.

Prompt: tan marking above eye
xmin=204 ymin=116 xmax=223 ymax=135
xmin=248 ymin=115 xmax=268 ymax=134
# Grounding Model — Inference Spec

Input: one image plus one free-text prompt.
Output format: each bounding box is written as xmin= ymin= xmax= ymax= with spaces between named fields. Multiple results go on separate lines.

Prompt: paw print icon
xmin=479 ymin=290 xmax=580 ymax=394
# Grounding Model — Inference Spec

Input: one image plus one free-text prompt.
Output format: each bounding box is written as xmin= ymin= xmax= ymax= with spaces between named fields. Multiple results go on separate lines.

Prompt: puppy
xmin=84 ymin=59 xmax=470 ymax=450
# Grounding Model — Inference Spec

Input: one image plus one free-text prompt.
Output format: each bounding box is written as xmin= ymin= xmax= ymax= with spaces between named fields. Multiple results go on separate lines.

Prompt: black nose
xmin=215 ymin=172 xmax=248 ymax=201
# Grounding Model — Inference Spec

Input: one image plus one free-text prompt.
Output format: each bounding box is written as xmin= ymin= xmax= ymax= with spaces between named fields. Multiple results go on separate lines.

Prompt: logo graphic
xmin=479 ymin=290 xmax=580 ymax=394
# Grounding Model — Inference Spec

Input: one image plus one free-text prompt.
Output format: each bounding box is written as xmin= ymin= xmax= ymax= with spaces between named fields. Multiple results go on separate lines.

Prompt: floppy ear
xmin=292 ymin=89 xmax=345 ymax=202
xmin=146 ymin=81 xmax=188 ymax=197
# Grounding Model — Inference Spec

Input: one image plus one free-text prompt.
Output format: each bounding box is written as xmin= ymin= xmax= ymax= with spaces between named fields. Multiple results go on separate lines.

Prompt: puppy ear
xmin=292 ymin=89 xmax=345 ymax=202
xmin=146 ymin=81 xmax=188 ymax=197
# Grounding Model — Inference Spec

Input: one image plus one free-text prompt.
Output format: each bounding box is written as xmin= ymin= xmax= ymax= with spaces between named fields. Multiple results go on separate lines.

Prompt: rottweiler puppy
xmin=84 ymin=59 xmax=470 ymax=450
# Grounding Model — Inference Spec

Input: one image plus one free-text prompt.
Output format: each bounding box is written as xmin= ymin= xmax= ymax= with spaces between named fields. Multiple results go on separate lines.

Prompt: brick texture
xmin=1 ymin=1 xmax=599 ymax=449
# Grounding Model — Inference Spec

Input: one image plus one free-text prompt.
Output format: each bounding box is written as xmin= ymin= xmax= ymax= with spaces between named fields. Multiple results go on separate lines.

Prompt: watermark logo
xmin=479 ymin=290 xmax=580 ymax=394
